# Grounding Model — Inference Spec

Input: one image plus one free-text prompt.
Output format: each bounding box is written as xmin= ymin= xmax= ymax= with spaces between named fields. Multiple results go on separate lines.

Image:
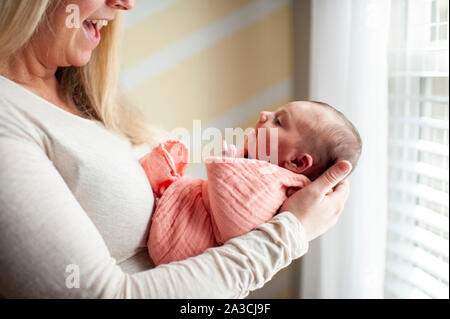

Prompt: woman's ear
xmin=284 ymin=153 xmax=313 ymax=173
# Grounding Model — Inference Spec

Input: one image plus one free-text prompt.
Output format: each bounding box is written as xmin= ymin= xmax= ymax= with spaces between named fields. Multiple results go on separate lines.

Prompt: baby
xmin=242 ymin=100 xmax=361 ymax=180
xmin=140 ymin=101 xmax=362 ymax=265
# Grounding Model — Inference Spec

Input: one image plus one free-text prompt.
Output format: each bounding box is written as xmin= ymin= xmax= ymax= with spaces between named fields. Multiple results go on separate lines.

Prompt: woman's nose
xmin=106 ymin=0 xmax=135 ymax=10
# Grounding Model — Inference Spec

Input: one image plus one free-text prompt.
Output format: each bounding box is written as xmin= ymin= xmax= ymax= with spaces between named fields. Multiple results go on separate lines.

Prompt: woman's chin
xmin=68 ymin=51 xmax=93 ymax=67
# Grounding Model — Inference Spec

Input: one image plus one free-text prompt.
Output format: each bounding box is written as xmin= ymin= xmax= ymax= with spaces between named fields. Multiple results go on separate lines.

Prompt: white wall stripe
xmin=120 ymin=0 xmax=291 ymax=92
xmin=188 ymin=77 xmax=293 ymax=178
xmin=124 ymin=0 xmax=181 ymax=29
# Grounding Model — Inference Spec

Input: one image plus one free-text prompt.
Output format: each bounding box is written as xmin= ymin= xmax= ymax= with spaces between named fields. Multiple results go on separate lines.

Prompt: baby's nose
xmin=259 ymin=111 xmax=270 ymax=123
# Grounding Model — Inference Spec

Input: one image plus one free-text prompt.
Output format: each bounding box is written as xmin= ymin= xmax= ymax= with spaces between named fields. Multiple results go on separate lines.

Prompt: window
xmin=385 ymin=0 xmax=449 ymax=298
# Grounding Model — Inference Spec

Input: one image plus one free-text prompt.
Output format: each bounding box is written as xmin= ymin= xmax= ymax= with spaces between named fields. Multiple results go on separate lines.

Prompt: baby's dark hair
xmin=303 ymin=101 xmax=362 ymax=180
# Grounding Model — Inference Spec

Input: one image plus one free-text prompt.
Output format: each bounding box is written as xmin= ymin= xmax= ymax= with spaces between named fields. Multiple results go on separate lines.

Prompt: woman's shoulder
xmin=0 ymin=76 xmax=74 ymax=148
xmin=0 ymin=86 xmax=46 ymax=149
xmin=0 ymin=75 xmax=36 ymax=121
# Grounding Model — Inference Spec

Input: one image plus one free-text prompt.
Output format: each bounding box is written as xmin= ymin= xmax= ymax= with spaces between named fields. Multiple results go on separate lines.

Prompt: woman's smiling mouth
xmin=82 ymin=19 xmax=109 ymax=47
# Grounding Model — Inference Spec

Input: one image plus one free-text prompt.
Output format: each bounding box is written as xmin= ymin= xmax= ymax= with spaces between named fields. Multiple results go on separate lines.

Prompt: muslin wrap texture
xmin=139 ymin=140 xmax=310 ymax=265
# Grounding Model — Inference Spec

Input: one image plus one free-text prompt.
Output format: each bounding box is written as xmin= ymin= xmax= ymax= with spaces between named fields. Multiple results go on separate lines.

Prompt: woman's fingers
xmin=279 ymin=163 xmax=352 ymax=242
xmin=330 ymin=179 xmax=350 ymax=201
xmin=311 ymin=161 xmax=352 ymax=197
xmin=328 ymin=179 xmax=350 ymax=216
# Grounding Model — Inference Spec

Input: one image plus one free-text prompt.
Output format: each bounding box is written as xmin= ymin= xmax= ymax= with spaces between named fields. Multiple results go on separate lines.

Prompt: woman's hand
xmin=280 ymin=161 xmax=352 ymax=242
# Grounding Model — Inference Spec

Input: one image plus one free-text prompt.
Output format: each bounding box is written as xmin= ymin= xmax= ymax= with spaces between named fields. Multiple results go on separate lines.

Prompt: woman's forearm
xmin=117 ymin=212 xmax=308 ymax=298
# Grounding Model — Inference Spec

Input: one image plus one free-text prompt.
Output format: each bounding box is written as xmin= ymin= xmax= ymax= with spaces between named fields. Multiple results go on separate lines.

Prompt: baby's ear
xmin=284 ymin=153 xmax=313 ymax=173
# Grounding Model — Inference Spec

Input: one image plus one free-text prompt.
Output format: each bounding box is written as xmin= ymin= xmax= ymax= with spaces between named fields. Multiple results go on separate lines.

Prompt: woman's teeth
xmin=87 ymin=19 xmax=108 ymax=28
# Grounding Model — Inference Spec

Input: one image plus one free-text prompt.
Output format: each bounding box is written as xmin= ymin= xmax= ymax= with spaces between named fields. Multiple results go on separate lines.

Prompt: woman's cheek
xmin=73 ymin=0 xmax=103 ymax=18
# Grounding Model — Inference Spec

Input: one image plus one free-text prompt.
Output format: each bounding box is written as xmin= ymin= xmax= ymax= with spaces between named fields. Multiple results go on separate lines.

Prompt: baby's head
xmin=250 ymin=101 xmax=362 ymax=180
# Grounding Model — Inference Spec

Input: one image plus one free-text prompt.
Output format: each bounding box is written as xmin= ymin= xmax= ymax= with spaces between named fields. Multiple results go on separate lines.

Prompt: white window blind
xmin=385 ymin=0 xmax=449 ymax=299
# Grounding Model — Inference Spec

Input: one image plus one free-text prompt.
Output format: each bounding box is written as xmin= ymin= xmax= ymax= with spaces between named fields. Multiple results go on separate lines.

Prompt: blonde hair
xmin=0 ymin=0 xmax=164 ymax=147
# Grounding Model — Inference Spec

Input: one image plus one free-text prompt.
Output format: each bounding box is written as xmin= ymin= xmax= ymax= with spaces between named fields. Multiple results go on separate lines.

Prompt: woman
xmin=0 ymin=0 xmax=351 ymax=298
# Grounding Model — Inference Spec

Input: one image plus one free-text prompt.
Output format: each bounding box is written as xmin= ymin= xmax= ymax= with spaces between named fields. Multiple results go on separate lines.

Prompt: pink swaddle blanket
xmin=139 ymin=140 xmax=310 ymax=265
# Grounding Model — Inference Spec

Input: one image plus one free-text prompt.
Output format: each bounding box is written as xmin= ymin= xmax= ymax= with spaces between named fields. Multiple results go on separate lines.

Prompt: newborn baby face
xmin=247 ymin=101 xmax=335 ymax=173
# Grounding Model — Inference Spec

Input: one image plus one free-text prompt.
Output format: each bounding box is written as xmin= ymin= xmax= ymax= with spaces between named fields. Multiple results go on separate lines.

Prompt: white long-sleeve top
xmin=0 ymin=75 xmax=309 ymax=298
